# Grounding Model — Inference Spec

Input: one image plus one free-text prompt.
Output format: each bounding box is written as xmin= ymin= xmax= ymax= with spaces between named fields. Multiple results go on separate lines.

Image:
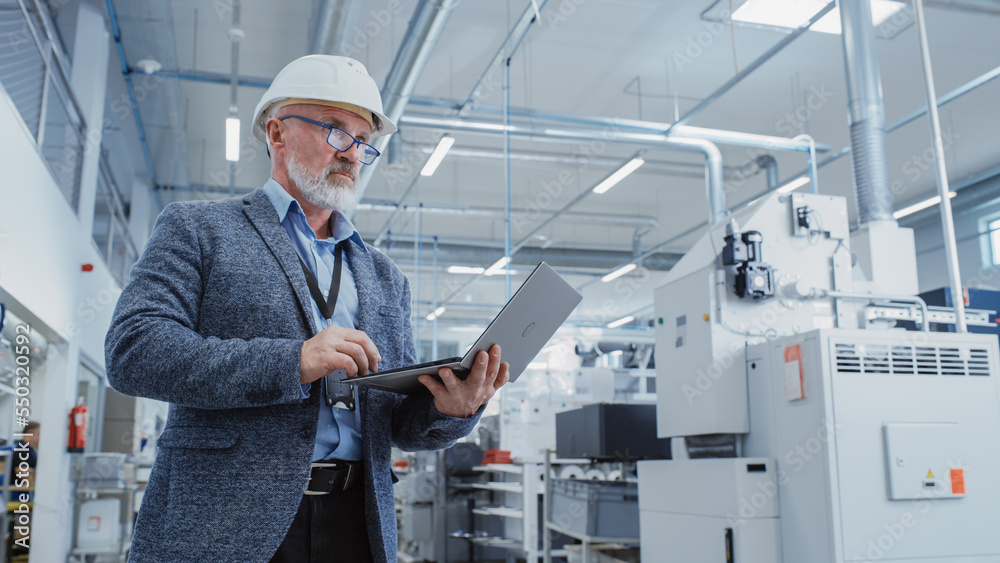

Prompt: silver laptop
xmin=348 ymin=262 xmax=582 ymax=395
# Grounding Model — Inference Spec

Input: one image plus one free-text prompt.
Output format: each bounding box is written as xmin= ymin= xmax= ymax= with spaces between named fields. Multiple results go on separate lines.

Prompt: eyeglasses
xmin=278 ymin=115 xmax=380 ymax=165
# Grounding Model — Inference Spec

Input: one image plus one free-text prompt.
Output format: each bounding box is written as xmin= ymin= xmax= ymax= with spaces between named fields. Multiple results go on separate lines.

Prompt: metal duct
xmin=399 ymin=113 xmax=727 ymax=223
xmin=380 ymin=240 xmax=682 ymax=272
xmin=840 ymin=0 xmax=895 ymax=225
xmin=355 ymin=0 xmax=458 ymax=204
xmin=403 ymin=142 xmax=747 ymax=179
xmin=755 ymin=155 xmax=779 ymax=191
xmin=311 ymin=0 xmax=362 ymax=54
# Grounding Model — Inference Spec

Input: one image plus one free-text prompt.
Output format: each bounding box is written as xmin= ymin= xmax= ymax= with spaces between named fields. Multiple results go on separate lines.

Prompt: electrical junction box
xmin=882 ymin=423 xmax=966 ymax=500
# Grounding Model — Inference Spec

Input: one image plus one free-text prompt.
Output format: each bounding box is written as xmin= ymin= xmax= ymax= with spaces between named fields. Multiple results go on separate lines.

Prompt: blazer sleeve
xmin=104 ymin=204 xmax=306 ymax=409
xmin=388 ymin=276 xmax=483 ymax=451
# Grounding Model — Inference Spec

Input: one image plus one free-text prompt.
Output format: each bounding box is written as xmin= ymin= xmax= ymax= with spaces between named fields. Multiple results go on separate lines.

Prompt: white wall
xmin=0 ymin=38 xmax=120 ymax=563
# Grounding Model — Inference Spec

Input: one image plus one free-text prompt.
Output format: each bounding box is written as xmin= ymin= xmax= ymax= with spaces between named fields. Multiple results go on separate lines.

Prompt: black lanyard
xmin=298 ymin=240 xmax=354 ymax=409
xmin=298 ymin=240 xmax=346 ymax=323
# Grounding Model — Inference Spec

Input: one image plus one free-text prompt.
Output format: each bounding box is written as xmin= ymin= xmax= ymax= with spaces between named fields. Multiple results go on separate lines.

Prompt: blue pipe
xmin=131 ymin=68 xmax=272 ymax=89
xmin=105 ymin=0 xmax=155 ymax=185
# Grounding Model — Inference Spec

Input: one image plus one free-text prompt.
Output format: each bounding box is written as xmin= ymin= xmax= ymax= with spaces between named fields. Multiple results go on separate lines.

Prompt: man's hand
xmin=300 ymin=326 xmax=381 ymax=384
xmin=419 ymin=344 xmax=509 ymax=418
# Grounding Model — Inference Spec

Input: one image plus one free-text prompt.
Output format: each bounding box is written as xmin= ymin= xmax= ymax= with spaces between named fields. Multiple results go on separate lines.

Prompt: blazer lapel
xmin=242 ymin=189 xmax=318 ymax=335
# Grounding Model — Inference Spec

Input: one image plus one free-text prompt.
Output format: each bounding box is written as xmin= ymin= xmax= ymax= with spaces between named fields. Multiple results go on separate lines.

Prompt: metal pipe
xmin=398 ymin=114 xmax=725 ymax=221
xmin=821 ymin=290 xmax=930 ymax=332
xmin=310 ymin=0 xmax=361 ymax=55
xmin=379 ymin=238 xmax=682 ymax=272
xmin=355 ymin=0 xmax=459 ymax=205
xmin=912 ymin=0 xmax=966 ymax=332
xmin=228 ymin=1 xmax=241 ymax=198
xmin=430 ymin=132 xmax=721 ymax=306
xmin=840 ymin=0 xmax=895 ymax=224
xmin=407 ymin=97 xmax=827 ymax=153
xmin=503 ymin=57 xmax=512 ymax=299
xmin=925 ymin=0 xmax=1000 ymax=15
xmin=106 ymin=0 xmax=156 ymax=183
xmin=755 ymin=155 xmax=779 ymax=191
xmin=460 ymin=0 xmax=547 ymax=115
xmin=415 ymin=203 xmax=423 ymax=359
xmin=432 ymin=235 xmax=439 ymax=359
xmin=115 ymin=64 xmax=829 ymax=154
xmin=403 ymin=141 xmax=746 ymax=178
xmin=154 ymin=183 xmax=661 ymax=228
xmin=664 ymin=1 xmax=836 ymax=134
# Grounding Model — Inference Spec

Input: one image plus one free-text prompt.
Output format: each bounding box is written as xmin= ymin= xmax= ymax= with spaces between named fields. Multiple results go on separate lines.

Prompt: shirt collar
xmin=262 ymin=177 xmax=367 ymax=252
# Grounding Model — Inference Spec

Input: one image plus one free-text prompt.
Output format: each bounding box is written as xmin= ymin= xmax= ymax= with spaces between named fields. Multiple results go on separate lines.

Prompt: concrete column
xmin=69 ymin=0 xmax=110 ymax=238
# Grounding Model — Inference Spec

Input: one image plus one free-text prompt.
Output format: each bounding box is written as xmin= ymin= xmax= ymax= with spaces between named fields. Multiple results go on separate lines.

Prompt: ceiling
xmin=97 ymin=0 xmax=1000 ymax=336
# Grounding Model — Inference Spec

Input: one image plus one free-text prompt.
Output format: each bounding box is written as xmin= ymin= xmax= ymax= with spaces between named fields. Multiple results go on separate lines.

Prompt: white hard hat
xmin=252 ymin=55 xmax=396 ymax=143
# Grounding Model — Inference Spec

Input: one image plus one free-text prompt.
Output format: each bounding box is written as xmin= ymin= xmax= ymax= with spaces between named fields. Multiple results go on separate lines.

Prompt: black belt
xmin=306 ymin=460 xmax=361 ymax=495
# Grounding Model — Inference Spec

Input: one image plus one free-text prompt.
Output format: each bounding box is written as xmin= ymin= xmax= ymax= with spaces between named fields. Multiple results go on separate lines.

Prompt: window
xmin=990 ymin=218 xmax=1000 ymax=266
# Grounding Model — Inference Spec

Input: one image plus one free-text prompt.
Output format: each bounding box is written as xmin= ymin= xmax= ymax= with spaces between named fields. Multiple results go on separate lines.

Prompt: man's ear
xmin=266 ymin=118 xmax=284 ymax=156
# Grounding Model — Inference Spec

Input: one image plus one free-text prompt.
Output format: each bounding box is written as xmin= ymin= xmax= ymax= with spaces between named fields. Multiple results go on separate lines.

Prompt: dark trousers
xmin=269 ymin=479 xmax=374 ymax=563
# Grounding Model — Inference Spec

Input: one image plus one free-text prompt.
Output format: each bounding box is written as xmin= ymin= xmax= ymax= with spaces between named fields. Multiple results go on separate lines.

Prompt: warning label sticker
xmin=951 ymin=468 xmax=966 ymax=495
xmin=784 ymin=344 xmax=805 ymax=402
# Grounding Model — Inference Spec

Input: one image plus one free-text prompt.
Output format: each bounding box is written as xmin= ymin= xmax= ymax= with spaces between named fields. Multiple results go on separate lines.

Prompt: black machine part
xmin=722 ymin=229 xmax=775 ymax=300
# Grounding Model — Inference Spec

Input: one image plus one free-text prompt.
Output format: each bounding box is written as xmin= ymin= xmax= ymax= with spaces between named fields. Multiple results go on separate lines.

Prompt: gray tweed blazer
xmin=105 ymin=188 xmax=479 ymax=562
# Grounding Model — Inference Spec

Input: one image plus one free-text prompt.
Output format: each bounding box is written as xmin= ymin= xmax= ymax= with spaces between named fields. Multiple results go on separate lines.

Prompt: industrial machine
xmin=639 ymin=190 xmax=1000 ymax=562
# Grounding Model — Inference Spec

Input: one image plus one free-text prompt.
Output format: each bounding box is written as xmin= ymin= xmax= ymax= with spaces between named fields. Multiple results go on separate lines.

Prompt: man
xmin=105 ymin=55 xmax=508 ymax=563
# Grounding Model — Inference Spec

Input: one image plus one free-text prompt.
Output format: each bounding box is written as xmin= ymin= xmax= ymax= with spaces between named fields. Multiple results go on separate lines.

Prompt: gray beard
xmin=286 ymin=156 xmax=361 ymax=215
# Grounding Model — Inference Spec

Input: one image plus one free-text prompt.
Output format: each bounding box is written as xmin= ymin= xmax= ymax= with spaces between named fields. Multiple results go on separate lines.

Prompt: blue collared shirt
xmin=263 ymin=178 xmax=365 ymax=462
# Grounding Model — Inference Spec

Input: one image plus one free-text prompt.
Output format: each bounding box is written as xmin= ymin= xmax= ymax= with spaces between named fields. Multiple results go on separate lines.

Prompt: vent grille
xmin=834 ymin=342 xmax=991 ymax=377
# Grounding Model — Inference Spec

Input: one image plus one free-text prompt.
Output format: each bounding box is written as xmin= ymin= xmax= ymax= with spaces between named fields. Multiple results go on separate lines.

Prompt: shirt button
xmin=323 ymin=290 xmax=329 ymax=297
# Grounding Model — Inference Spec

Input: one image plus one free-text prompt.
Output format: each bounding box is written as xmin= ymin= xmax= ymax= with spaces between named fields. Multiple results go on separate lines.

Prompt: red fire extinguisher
xmin=68 ymin=397 xmax=87 ymax=453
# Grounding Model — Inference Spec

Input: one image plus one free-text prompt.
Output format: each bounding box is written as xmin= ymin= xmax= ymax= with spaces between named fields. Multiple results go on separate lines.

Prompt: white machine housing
xmin=638 ymin=457 xmax=781 ymax=562
xmin=743 ymin=328 xmax=1000 ymax=562
xmin=654 ymin=192 xmax=855 ymax=437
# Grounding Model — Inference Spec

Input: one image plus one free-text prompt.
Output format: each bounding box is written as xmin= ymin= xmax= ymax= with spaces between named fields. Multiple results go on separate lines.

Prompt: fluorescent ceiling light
xmin=425 ymin=306 xmax=446 ymax=321
xmin=732 ymin=0 xmax=905 ymax=35
xmin=447 ymin=266 xmax=485 ymax=275
xmin=607 ymin=315 xmax=635 ymax=329
xmin=484 ymin=256 xmax=511 ymax=276
xmin=776 ymin=176 xmax=810 ymax=194
xmin=601 ymin=263 xmax=637 ymax=283
xmin=608 ymin=350 xmax=624 ymax=357
xmin=893 ymin=191 xmax=957 ymax=219
xmin=527 ymin=361 xmax=547 ymax=369
xmin=420 ymin=136 xmax=456 ymax=176
xmin=593 ymin=157 xmax=645 ymax=194
xmin=225 ymin=117 xmax=240 ymax=162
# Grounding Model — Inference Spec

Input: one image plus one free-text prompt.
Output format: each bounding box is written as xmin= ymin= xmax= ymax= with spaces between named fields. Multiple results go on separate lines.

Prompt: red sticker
xmin=951 ymin=468 xmax=966 ymax=495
